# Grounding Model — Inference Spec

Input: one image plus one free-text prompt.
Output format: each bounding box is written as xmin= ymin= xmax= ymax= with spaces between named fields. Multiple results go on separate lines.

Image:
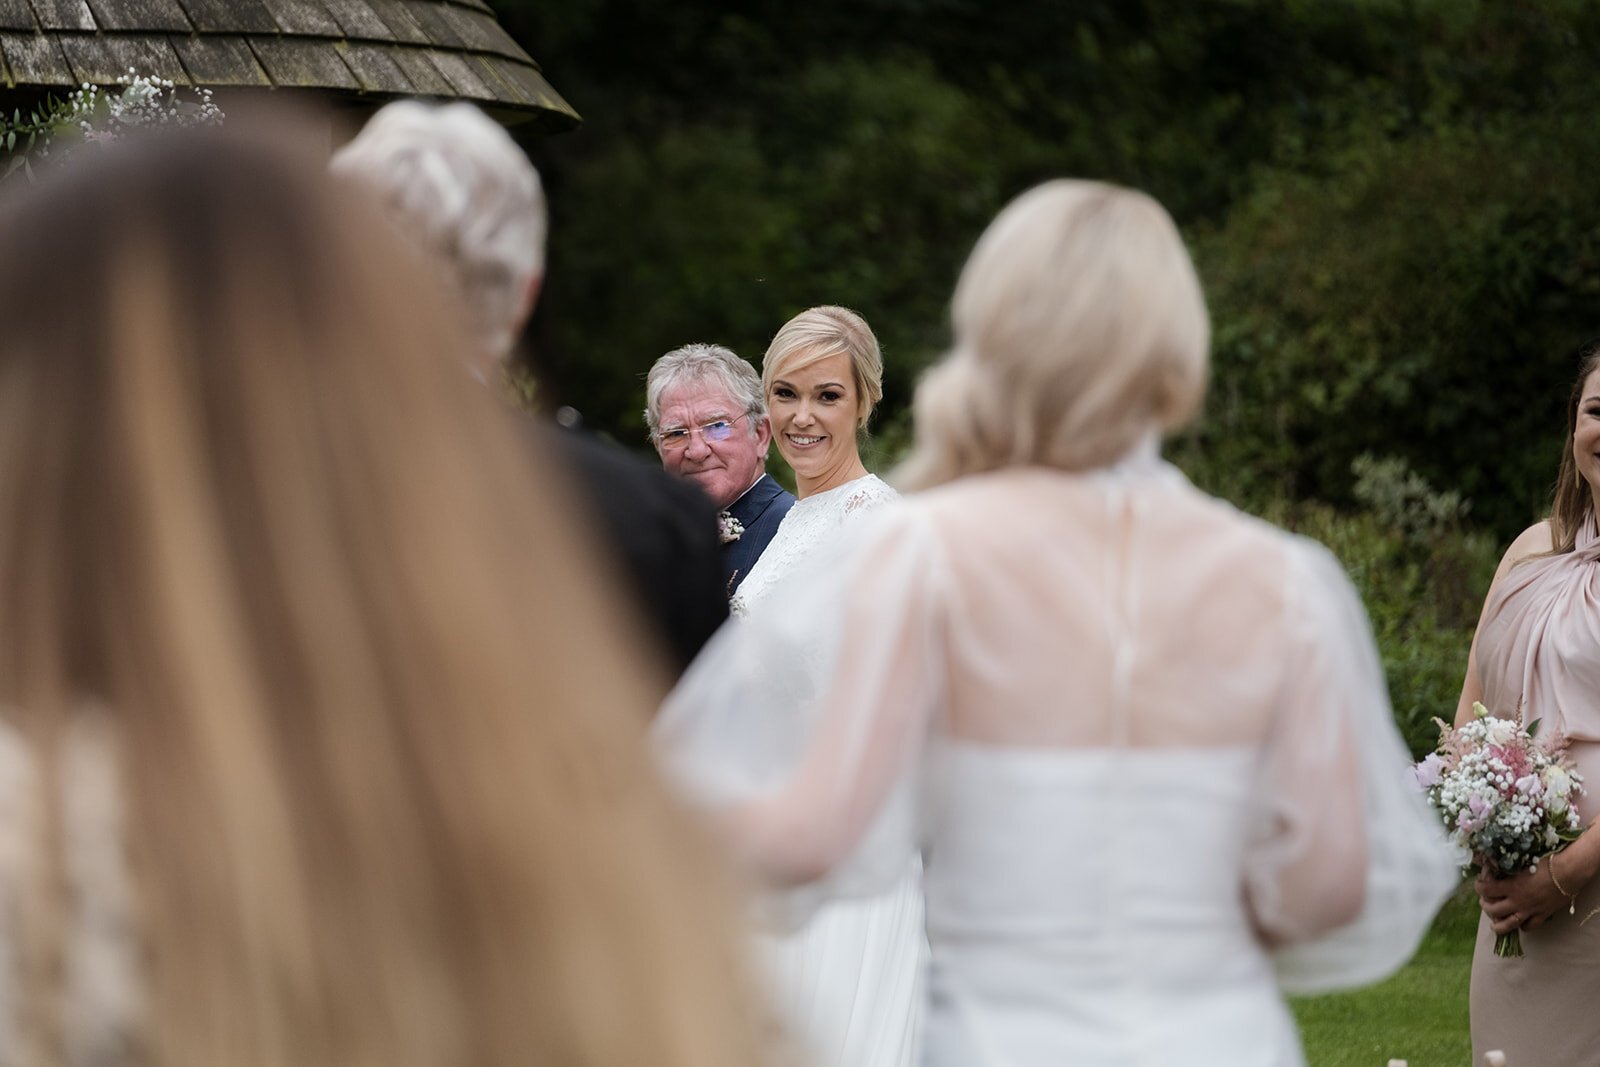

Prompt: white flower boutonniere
xmin=717 ymin=511 xmax=744 ymax=544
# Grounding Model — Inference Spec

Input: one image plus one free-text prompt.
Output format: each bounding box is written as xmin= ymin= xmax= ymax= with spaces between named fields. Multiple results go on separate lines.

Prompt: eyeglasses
xmin=655 ymin=413 xmax=751 ymax=451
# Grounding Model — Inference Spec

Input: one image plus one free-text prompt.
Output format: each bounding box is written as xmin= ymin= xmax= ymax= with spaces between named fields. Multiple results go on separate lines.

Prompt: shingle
xmin=383 ymin=43 xmax=450 ymax=94
xmin=249 ymin=34 xmax=358 ymax=88
xmin=60 ymin=32 xmax=188 ymax=84
xmin=336 ymin=40 xmax=413 ymax=93
xmin=468 ymin=11 xmax=525 ymax=61
xmin=366 ymin=0 xmax=427 ymax=44
xmin=0 ymin=0 xmax=36 ymax=31
xmin=173 ymin=33 xmax=271 ymax=86
xmin=257 ymin=0 xmax=341 ymax=36
xmin=483 ymin=56 xmax=572 ymax=116
xmin=84 ymin=0 xmax=190 ymax=33
xmin=400 ymin=1 xmax=461 ymax=48
xmin=0 ymin=31 xmax=70 ymax=81
xmin=469 ymin=52 xmax=525 ymax=104
xmin=175 ymin=0 xmax=277 ymax=34
xmin=437 ymin=5 xmax=508 ymax=55
xmin=28 ymin=0 xmax=94 ymax=30
xmin=423 ymin=45 xmax=490 ymax=99
xmin=321 ymin=0 xmax=388 ymax=39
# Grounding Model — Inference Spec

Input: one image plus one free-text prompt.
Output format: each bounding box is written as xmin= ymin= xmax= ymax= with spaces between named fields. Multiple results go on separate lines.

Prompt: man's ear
xmin=754 ymin=413 xmax=773 ymax=451
xmin=514 ymin=271 xmax=543 ymax=333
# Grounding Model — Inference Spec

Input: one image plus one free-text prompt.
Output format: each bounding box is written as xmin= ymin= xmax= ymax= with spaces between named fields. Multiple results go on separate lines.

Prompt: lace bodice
xmin=730 ymin=474 xmax=897 ymax=616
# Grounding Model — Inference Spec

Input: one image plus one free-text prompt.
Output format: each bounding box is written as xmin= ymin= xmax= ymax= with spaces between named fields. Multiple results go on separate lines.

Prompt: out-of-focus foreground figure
xmin=659 ymin=180 xmax=1458 ymax=1066
xmin=331 ymin=100 xmax=728 ymax=675
xmin=0 ymin=125 xmax=759 ymax=1066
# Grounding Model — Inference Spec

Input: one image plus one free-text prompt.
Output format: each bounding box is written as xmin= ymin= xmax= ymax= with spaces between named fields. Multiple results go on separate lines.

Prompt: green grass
xmin=1293 ymin=887 xmax=1478 ymax=1067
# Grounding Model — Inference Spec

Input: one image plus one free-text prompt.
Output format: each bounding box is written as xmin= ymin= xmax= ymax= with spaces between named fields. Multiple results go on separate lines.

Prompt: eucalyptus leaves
xmin=0 ymin=68 xmax=224 ymax=182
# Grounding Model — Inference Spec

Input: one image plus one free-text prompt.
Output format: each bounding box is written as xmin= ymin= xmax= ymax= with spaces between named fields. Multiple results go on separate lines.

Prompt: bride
xmin=658 ymin=183 xmax=1457 ymax=1065
xmin=726 ymin=305 xmax=923 ymax=1066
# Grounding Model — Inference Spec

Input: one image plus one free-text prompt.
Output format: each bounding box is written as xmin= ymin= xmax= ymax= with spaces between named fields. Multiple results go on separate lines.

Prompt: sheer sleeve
xmin=653 ymin=504 xmax=946 ymax=927
xmin=1248 ymin=539 xmax=1459 ymax=994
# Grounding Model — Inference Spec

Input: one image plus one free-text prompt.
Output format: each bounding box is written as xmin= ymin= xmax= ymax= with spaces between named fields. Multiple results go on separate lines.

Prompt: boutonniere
xmin=717 ymin=511 xmax=744 ymax=544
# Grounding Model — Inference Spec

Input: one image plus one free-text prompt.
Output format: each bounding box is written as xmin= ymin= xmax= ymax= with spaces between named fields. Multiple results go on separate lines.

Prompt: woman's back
xmin=920 ymin=461 xmax=1293 ymax=750
xmin=660 ymin=453 xmax=1454 ymax=1065
xmin=902 ymin=462 xmax=1342 ymax=1064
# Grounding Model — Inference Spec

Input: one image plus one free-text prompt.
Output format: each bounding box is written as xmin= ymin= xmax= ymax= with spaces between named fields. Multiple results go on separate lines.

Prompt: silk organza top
xmin=1476 ymin=516 xmax=1600 ymax=825
xmin=656 ymin=444 xmax=1457 ymax=1058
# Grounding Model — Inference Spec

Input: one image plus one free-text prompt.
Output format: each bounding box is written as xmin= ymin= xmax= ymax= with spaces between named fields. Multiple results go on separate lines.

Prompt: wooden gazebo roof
xmin=0 ymin=0 xmax=578 ymax=130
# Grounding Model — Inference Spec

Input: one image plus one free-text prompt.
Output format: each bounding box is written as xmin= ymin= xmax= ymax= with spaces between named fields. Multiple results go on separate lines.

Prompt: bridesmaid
xmin=1459 ymin=338 xmax=1600 ymax=1065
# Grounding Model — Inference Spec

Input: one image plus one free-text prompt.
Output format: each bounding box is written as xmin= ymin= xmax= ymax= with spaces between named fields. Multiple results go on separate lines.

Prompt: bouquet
xmin=1413 ymin=702 xmax=1585 ymax=957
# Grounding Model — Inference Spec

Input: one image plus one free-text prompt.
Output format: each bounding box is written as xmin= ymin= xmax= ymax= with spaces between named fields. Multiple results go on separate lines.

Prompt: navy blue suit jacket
xmin=722 ymin=474 xmax=795 ymax=597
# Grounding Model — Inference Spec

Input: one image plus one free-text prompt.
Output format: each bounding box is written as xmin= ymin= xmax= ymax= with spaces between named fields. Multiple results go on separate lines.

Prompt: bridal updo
xmin=897 ymin=180 xmax=1209 ymax=491
xmin=763 ymin=305 xmax=884 ymax=429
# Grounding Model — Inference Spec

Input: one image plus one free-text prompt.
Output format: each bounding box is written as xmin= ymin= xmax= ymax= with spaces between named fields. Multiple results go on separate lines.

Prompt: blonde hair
xmin=897 ymin=180 xmax=1209 ymax=491
xmin=0 ymin=128 xmax=758 ymax=1067
xmin=762 ymin=305 xmax=884 ymax=428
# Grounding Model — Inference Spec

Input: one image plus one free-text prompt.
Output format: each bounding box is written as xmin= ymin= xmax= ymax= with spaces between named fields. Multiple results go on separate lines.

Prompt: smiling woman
xmin=762 ymin=305 xmax=884 ymax=499
xmin=708 ymin=304 xmax=923 ymax=1067
xmin=1455 ymin=338 xmax=1600 ymax=1064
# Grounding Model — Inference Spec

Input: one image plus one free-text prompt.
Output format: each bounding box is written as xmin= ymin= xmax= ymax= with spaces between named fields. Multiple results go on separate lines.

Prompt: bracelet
xmin=1550 ymin=858 xmax=1578 ymax=914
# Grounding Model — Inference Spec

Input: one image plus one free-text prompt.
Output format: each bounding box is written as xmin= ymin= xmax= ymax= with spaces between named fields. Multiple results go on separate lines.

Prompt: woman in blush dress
xmin=658 ymin=181 xmax=1456 ymax=1066
xmin=1459 ymin=338 xmax=1600 ymax=1066
xmin=728 ymin=306 xmax=924 ymax=1067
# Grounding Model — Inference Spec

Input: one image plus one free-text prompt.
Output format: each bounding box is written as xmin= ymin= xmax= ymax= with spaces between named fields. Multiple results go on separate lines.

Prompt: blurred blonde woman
xmin=658 ymin=181 xmax=1456 ymax=1065
xmin=722 ymin=306 xmax=923 ymax=1067
xmin=0 ymin=125 xmax=760 ymax=1067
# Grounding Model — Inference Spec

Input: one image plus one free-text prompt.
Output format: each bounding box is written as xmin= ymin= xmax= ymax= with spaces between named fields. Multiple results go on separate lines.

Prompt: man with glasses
xmin=647 ymin=344 xmax=795 ymax=596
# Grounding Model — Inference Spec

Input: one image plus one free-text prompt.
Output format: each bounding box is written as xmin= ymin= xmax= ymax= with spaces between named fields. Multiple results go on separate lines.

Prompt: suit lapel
xmin=728 ymin=474 xmax=781 ymax=526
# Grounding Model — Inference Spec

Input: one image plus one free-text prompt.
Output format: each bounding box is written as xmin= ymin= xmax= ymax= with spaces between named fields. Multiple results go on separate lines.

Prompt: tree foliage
xmin=494 ymin=0 xmax=1600 ymax=540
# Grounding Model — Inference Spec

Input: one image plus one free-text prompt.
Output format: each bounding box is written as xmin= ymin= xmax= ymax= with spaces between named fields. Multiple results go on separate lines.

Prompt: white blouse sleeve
xmin=653 ymin=504 xmax=945 ymax=926
xmin=1250 ymin=539 xmax=1459 ymax=994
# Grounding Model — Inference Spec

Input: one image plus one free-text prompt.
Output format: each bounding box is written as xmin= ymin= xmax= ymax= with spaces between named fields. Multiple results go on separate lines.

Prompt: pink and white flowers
xmin=1414 ymin=702 xmax=1585 ymax=956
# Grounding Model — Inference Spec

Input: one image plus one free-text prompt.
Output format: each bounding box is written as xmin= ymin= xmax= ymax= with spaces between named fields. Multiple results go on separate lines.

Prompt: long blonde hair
xmin=898 ymin=180 xmax=1209 ymax=491
xmin=0 ymin=126 xmax=759 ymax=1066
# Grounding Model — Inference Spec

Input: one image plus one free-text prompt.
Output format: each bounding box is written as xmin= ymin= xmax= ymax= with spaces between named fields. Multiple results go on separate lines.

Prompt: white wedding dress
xmin=658 ymin=448 xmax=1457 ymax=1066
xmin=727 ymin=473 xmax=925 ymax=1067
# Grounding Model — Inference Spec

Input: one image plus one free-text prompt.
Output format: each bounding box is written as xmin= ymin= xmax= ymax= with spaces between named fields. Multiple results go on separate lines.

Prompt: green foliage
xmin=1241 ymin=455 xmax=1499 ymax=757
xmin=493 ymin=0 xmax=1600 ymax=549
xmin=1292 ymin=885 xmax=1477 ymax=1066
xmin=0 ymin=92 xmax=82 ymax=182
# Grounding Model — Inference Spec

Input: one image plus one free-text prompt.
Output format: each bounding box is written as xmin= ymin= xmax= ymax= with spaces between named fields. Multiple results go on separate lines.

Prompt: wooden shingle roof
xmin=0 ymin=0 xmax=578 ymax=130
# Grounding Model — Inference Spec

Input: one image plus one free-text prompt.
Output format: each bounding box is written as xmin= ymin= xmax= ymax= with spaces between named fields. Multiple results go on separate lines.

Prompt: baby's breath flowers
xmin=0 ymin=68 xmax=224 ymax=181
xmin=1414 ymin=702 xmax=1586 ymax=957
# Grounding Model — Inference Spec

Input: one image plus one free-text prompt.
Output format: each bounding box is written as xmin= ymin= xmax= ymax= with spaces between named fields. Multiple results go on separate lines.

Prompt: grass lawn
xmin=1293 ymin=887 xmax=1478 ymax=1067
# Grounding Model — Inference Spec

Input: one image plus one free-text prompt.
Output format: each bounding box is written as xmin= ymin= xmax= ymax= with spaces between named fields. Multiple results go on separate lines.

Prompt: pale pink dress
xmin=659 ymin=444 xmax=1455 ymax=1066
xmin=1471 ymin=516 xmax=1600 ymax=1065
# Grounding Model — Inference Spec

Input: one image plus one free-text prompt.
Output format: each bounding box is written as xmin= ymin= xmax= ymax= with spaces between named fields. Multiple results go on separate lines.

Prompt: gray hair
xmin=644 ymin=344 xmax=765 ymax=435
xmin=331 ymin=100 xmax=545 ymax=359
